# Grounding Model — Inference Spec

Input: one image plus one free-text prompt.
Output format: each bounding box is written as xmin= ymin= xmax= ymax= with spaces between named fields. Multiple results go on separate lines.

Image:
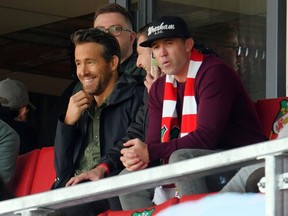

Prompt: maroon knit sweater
xmin=146 ymin=54 xmax=268 ymax=162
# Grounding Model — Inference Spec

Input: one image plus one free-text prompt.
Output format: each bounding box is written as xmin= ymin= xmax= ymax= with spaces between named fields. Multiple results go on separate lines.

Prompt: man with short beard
xmin=53 ymin=28 xmax=144 ymax=215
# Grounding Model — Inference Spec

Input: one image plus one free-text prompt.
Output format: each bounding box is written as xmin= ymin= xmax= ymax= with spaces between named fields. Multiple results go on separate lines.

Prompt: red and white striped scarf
xmin=161 ymin=49 xmax=204 ymax=143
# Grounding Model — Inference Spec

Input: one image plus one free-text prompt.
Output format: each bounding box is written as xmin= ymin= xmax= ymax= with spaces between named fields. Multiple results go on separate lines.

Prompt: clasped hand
xmin=120 ymin=138 xmax=150 ymax=171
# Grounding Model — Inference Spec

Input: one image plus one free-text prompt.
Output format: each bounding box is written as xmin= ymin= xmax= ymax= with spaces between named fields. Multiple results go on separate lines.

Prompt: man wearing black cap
xmin=0 ymin=78 xmax=38 ymax=155
xmin=119 ymin=16 xmax=267 ymax=210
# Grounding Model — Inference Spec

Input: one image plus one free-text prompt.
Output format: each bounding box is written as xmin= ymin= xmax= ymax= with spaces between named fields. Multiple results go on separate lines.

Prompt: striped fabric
xmin=161 ymin=49 xmax=204 ymax=143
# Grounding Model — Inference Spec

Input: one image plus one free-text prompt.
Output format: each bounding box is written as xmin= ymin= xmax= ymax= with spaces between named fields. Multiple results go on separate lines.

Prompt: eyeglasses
xmin=96 ymin=26 xmax=132 ymax=37
xmin=222 ymin=45 xmax=249 ymax=57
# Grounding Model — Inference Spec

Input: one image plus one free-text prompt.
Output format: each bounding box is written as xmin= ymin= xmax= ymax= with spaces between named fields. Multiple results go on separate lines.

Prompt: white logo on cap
xmin=148 ymin=22 xmax=175 ymax=36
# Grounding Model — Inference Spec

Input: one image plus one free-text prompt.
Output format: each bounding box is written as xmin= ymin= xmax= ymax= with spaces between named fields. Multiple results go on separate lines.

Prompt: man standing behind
xmin=119 ymin=16 xmax=267 ymax=210
xmin=40 ymin=3 xmax=145 ymax=148
xmin=118 ymin=24 xmax=161 ymax=145
xmin=94 ymin=3 xmax=146 ymax=80
xmin=53 ymin=28 xmax=144 ymax=215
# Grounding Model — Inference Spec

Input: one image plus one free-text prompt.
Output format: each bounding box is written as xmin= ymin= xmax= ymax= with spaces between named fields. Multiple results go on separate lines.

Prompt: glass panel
xmin=149 ymin=0 xmax=267 ymax=101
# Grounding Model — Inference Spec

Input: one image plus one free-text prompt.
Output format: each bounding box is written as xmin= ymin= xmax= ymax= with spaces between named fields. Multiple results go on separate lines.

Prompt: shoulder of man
xmin=117 ymin=73 xmax=144 ymax=86
xmin=110 ymin=74 xmax=144 ymax=102
xmin=120 ymin=52 xmax=146 ymax=81
xmin=0 ymin=120 xmax=20 ymax=145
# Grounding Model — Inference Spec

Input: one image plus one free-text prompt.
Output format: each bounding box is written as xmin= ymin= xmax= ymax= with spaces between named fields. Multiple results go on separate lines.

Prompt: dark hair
xmin=94 ymin=3 xmax=133 ymax=29
xmin=71 ymin=28 xmax=121 ymax=69
xmin=137 ymin=23 xmax=149 ymax=38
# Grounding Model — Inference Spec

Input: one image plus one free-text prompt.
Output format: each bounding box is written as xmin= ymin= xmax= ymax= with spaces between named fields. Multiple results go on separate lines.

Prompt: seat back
xmin=10 ymin=149 xmax=40 ymax=197
xmin=30 ymin=147 xmax=55 ymax=194
xmin=179 ymin=192 xmax=216 ymax=203
xmin=255 ymin=97 xmax=288 ymax=140
xmin=98 ymin=197 xmax=180 ymax=216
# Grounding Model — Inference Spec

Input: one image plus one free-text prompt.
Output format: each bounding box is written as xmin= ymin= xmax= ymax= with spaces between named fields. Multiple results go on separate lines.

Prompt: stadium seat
xmin=10 ymin=149 xmax=40 ymax=197
xmin=11 ymin=147 xmax=55 ymax=197
xmin=97 ymin=197 xmax=180 ymax=216
xmin=30 ymin=147 xmax=56 ymax=194
xmin=255 ymin=97 xmax=288 ymax=140
xmin=179 ymin=193 xmax=216 ymax=203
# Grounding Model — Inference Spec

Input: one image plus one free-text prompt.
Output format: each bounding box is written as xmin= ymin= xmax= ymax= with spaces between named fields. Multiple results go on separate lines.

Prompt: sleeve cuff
xmin=97 ymin=163 xmax=110 ymax=176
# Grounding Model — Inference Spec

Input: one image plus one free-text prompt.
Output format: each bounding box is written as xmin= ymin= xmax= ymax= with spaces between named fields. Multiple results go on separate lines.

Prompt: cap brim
xmin=140 ymin=35 xmax=169 ymax=47
xmin=140 ymin=34 xmax=191 ymax=48
xmin=139 ymin=38 xmax=156 ymax=47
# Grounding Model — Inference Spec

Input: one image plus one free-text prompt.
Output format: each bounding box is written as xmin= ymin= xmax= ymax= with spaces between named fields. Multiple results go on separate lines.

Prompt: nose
xmin=77 ymin=64 xmax=89 ymax=76
xmin=158 ymin=46 xmax=168 ymax=57
xmin=136 ymin=57 xmax=142 ymax=68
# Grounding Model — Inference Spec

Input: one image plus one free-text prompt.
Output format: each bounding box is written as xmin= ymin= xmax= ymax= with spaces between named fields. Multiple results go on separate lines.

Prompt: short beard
xmin=84 ymin=73 xmax=112 ymax=96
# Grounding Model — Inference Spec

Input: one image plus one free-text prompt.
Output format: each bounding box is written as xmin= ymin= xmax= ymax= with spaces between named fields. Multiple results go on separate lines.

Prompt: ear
xmin=130 ymin=31 xmax=136 ymax=45
xmin=110 ymin=55 xmax=119 ymax=71
xmin=185 ymin=38 xmax=194 ymax=52
xmin=16 ymin=106 xmax=27 ymax=121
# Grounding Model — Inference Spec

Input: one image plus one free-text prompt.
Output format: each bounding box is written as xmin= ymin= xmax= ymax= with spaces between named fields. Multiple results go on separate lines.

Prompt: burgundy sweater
xmin=146 ymin=54 xmax=268 ymax=162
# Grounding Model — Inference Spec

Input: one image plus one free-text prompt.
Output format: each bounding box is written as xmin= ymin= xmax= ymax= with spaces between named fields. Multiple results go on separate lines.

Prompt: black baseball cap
xmin=140 ymin=16 xmax=191 ymax=47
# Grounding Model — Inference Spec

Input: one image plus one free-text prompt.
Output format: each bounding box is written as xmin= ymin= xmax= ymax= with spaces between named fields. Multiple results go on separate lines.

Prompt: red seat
xmin=255 ymin=97 xmax=288 ymax=140
xmin=30 ymin=147 xmax=55 ymax=194
xmin=179 ymin=193 xmax=216 ymax=203
xmin=10 ymin=149 xmax=40 ymax=197
xmin=10 ymin=147 xmax=56 ymax=197
xmin=98 ymin=197 xmax=180 ymax=216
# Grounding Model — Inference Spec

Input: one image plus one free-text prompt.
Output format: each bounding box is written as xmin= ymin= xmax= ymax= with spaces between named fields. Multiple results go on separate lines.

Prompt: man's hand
xmin=144 ymin=66 xmax=161 ymax=93
xmin=65 ymin=90 xmax=94 ymax=125
xmin=65 ymin=166 xmax=107 ymax=187
xmin=120 ymin=138 xmax=150 ymax=171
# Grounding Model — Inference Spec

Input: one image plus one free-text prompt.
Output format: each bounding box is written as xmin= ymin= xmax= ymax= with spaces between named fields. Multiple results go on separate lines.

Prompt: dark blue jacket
xmin=53 ymin=74 xmax=144 ymax=188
